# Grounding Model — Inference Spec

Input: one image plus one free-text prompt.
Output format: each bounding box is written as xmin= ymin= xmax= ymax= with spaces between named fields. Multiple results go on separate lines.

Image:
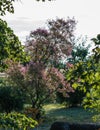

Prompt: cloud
xmin=1 ymin=0 xmax=100 ymax=42
xmin=5 ymin=18 xmax=46 ymax=42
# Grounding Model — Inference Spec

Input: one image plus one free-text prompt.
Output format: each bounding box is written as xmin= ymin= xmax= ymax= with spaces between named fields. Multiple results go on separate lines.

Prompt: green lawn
xmin=35 ymin=103 xmax=99 ymax=130
xmin=43 ymin=103 xmax=99 ymax=124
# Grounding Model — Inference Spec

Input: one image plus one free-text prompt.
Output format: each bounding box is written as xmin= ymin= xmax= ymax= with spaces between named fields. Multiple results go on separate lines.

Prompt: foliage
xmin=65 ymin=89 xmax=85 ymax=107
xmin=25 ymin=107 xmax=45 ymax=123
xmin=68 ymin=36 xmax=90 ymax=63
xmin=66 ymin=38 xmax=90 ymax=106
xmin=92 ymin=114 xmax=100 ymax=122
xmin=64 ymin=34 xmax=100 ymax=120
xmin=0 ymin=18 xmax=28 ymax=71
xmin=6 ymin=18 xmax=76 ymax=115
xmin=65 ymin=58 xmax=99 ymax=108
xmin=0 ymin=112 xmax=38 ymax=129
xmin=0 ymin=76 xmax=7 ymax=87
xmin=91 ymin=34 xmax=100 ymax=63
xmin=83 ymin=34 xmax=100 ymax=115
xmin=57 ymin=37 xmax=90 ymax=106
xmin=0 ymin=86 xmax=25 ymax=113
xmin=0 ymin=0 xmax=14 ymax=16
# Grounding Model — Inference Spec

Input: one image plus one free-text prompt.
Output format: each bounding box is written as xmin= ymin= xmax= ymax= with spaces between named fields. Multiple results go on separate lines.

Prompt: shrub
xmin=25 ymin=106 xmax=45 ymax=123
xmin=0 ymin=112 xmax=38 ymax=129
xmin=66 ymin=88 xmax=86 ymax=107
xmin=56 ymin=87 xmax=85 ymax=107
xmin=0 ymin=86 xmax=25 ymax=113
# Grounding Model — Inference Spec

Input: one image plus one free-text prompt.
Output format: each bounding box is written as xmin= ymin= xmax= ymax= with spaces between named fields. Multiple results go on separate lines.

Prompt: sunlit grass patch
xmin=43 ymin=103 xmax=98 ymax=124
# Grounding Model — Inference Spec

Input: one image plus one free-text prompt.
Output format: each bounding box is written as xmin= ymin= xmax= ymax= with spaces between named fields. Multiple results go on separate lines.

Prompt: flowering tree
xmin=6 ymin=18 xmax=75 ymax=111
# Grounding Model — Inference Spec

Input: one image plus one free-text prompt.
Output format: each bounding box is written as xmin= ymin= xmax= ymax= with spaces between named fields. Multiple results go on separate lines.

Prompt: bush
xmin=0 ymin=112 xmax=38 ymax=129
xmin=25 ymin=106 xmax=45 ymax=123
xmin=66 ymin=88 xmax=86 ymax=107
xmin=57 ymin=88 xmax=86 ymax=107
xmin=0 ymin=86 xmax=25 ymax=113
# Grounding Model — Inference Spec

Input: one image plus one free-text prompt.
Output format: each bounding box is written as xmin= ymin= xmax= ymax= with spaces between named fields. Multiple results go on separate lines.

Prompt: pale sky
xmin=1 ymin=0 xmax=100 ymax=43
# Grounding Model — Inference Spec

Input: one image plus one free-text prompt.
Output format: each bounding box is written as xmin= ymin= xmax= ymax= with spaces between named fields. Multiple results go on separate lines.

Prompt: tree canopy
xmin=65 ymin=34 xmax=100 ymax=120
xmin=0 ymin=18 xmax=28 ymax=71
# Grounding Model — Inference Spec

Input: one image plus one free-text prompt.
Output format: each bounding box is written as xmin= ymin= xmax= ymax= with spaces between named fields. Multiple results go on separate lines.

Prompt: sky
xmin=1 ymin=0 xmax=100 ymax=43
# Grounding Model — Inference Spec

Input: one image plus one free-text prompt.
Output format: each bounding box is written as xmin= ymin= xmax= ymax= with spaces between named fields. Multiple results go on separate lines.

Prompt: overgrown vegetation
xmin=0 ymin=0 xmax=100 ymax=127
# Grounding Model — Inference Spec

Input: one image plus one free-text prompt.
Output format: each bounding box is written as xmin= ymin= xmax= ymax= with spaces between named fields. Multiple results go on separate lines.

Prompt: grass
xmin=35 ymin=103 xmax=99 ymax=130
xmin=43 ymin=103 xmax=99 ymax=124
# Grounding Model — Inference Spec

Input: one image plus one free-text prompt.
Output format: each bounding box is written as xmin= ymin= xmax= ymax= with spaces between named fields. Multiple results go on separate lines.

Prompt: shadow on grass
xmin=45 ymin=106 xmax=96 ymax=124
xmin=36 ymin=104 xmax=99 ymax=130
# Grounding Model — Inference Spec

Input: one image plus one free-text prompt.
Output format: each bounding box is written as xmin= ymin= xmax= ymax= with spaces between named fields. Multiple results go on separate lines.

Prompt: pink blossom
xmin=66 ymin=62 xmax=74 ymax=68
